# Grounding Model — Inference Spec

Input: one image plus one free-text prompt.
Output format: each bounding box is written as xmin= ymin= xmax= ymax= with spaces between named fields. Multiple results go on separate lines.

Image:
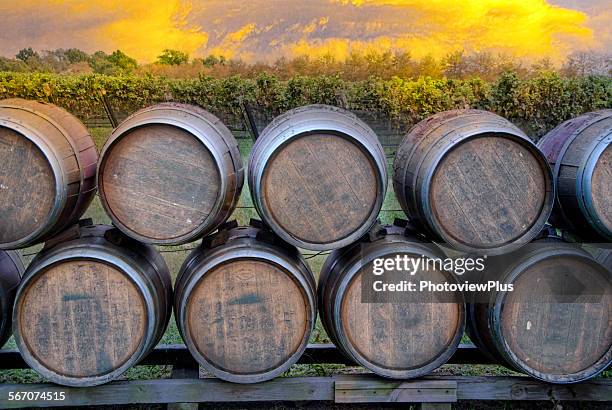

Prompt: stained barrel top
xmin=185 ymin=259 xmax=309 ymax=376
xmin=501 ymin=256 xmax=611 ymax=376
xmin=0 ymin=127 xmax=56 ymax=244
xmin=261 ymin=133 xmax=379 ymax=245
xmin=17 ymin=260 xmax=146 ymax=379
xmin=340 ymin=256 xmax=462 ymax=371
xmin=100 ymin=124 xmax=220 ymax=241
xmin=429 ymin=135 xmax=546 ymax=249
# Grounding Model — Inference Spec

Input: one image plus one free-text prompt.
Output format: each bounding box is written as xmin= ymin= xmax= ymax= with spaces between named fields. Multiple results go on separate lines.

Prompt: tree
xmin=157 ymin=49 xmax=189 ymax=65
xmin=15 ymin=47 xmax=38 ymax=62
xmin=107 ymin=50 xmax=138 ymax=71
xmin=64 ymin=48 xmax=90 ymax=64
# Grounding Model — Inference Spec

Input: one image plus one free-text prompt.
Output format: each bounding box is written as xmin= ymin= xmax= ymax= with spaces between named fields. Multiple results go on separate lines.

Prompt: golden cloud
xmin=0 ymin=0 xmax=606 ymax=63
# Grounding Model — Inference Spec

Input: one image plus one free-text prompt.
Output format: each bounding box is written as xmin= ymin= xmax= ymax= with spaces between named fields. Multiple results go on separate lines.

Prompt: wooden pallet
xmin=0 ymin=344 xmax=610 ymax=408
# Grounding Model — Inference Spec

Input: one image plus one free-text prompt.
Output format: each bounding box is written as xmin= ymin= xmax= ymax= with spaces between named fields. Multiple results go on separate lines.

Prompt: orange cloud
xmin=0 ymin=0 xmax=606 ymax=64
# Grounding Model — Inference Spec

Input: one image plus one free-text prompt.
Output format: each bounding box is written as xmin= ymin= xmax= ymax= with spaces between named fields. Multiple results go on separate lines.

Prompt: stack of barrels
xmin=0 ymin=97 xmax=609 ymax=387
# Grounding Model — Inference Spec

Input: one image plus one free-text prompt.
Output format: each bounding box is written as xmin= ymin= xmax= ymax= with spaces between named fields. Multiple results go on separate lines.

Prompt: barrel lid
xmin=427 ymin=133 xmax=551 ymax=253
xmin=183 ymin=255 xmax=311 ymax=382
xmin=0 ymin=126 xmax=56 ymax=247
xmin=15 ymin=257 xmax=149 ymax=385
xmin=99 ymin=122 xmax=222 ymax=244
xmin=496 ymin=249 xmax=611 ymax=383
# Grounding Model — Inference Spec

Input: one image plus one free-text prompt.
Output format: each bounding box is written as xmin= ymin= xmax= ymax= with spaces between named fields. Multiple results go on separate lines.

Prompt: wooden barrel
xmin=591 ymin=247 xmax=612 ymax=270
xmin=393 ymin=109 xmax=554 ymax=255
xmin=13 ymin=223 xmax=172 ymax=387
xmin=466 ymin=236 xmax=611 ymax=383
xmin=0 ymin=250 xmax=24 ymax=347
xmin=537 ymin=110 xmax=612 ymax=240
xmin=318 ymin=222 xmax=465 ymax=379
xmin=98 ymin=103 xmax=243 ymax=245
xmin=248 ymin=105 xmax=387 ymax=251
xmin=0 ymin=99 xmax=98 ymax=249
xmin=175 ymin=220 xmax=316 ymax=383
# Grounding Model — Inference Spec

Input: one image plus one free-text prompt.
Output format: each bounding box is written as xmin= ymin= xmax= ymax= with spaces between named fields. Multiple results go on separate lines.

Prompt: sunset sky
xmin=0 ymin=0 xmax=609 ymax=63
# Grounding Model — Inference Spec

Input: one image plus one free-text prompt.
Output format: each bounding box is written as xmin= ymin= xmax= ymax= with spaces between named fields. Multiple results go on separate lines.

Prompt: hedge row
xmin=0 ymin=71 xmax=610 ymax=138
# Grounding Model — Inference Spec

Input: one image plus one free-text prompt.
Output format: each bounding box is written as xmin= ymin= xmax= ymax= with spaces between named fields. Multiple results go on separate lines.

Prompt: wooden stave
xmin=174 ymin=223 xmax=317 ymax=383
xmin=12 ymin=224 xmax=172 ymax=387
xmin=97 ymin=103 xmax=243 ymax=245
xmin=537 ymin=110 xmax=612 ymax=241
xmin=0 ymin=99 xmax=98 ymax=249
xmin=0 ymin=250 xmax=24 ymax=348
xmin=248 ymin=104 xmax=388 ymax=251
xmin=393 ymin=109 xmax=555 ymax=255
xmin=466 ymin=239 xmax=612 ymax=384
xmin=318 ymin=224 xmax=466 ymax=379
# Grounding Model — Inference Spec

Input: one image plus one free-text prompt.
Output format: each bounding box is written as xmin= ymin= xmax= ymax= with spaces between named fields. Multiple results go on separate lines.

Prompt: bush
xmin=0 ymin=71 xmax=609 ymax=139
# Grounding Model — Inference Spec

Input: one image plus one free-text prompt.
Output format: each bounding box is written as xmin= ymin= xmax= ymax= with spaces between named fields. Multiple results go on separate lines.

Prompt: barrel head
xmin=185 ymin=259 xmax=309 ymax=381
xmin=0 ymin=127 xmax=56 ymax=245
xmin=16 ymin=260 xmax=146 ymax=381
xmin=500 ymin=256 xmax=611 ymax=381
xmin=340 ymin=254 xmax=463 ymax=377
xmin=261 ymin=133 xmax=379 ymax=246
xmin=100 ymin=124 xmax=220 ymax=242
xmin=429 ymin=135 xmax=547 ymax=250
xmin=590 ymin=144 xmax=611 ymax=234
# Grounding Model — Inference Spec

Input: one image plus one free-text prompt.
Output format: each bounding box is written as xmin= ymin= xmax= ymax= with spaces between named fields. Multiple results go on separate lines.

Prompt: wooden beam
xmin=335 ymin=379 xmax=457 ymax=403
xmin=0 ymin=376 xmax=609 ymax=408
xmin=0 ymin=343 xmax=491 ymax=370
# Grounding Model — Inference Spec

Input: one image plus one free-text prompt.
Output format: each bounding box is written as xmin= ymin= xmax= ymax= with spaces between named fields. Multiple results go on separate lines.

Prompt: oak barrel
xmin=537 ymin=110 xmax=612 ymax=240
xmin=0 ymin=250 xmax=23 ymax=347
xmin=318 ymin=222 xmax=465 ymax=379
xmin=393 ymin=109 xmax=554 ymax=255
xmin=13 ymin=223 xmax=172 ymax=387
xmin=98 ymin=103 xmax=243 ymax=245
xmin=0 ymin=99 xmax=98 ymax=249
xmin=175 ymin=220 xmax=316 ymax=383
xmin=466 ymin=235 xmax=612 ymax=383
xmin=248 ymin=105 xmax=387 ymax=250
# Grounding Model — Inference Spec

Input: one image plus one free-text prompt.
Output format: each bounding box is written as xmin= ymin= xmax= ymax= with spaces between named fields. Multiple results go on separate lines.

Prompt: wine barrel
xmin=98 ymin=103 xmax=243 ymax=245
xmin=13 ymin=223 xmax=172 ymax=387
xmin=393 ymin=109 xmax=554 ymax=255
xmin=175 ymin=220 xmax=316 ymax=383
xmin=318 ymin=222 xmax=465 ymax=379
xmin=466 ymin=236 xmax=612 ymax=383
xmin=248 ymin=105 xmax=387 ymax=251
xmin=0 ymin=99 xmax=98 ymax=249
xmin=537 ymin=110 xmax=612 ymax=240
xmin=592 ymin=247 xmax=612 ymax=271
xmin=0 ymin=250 xmax=23 ymax=347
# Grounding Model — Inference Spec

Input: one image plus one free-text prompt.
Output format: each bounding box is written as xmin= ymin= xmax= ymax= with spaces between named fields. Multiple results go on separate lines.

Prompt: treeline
xmin=1 ymin=72 xmax=609 ymax=138
xmin=1 ymin=47 xmax=610 ymax=81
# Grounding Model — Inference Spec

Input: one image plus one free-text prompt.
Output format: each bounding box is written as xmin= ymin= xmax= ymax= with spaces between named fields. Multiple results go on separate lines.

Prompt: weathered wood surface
xmin=0 ymin=98 xmax=98 ymax=249
xmin=335 ymin=379 xmax=457 ymax=403
xmin=175 ymin=223 xmax=316 ymax=383
xmin=249 ymin=105 xmax=387 ymax=250
xmin=262 ymin=133 xmax=379 ymax=245
xmin=393 ymin=109 xmax=554 ymax=255
xmin=467 ymin=240 xmax=612 ymax=384
xmin=0 ymin=375 xmax=610 ymax=408
xmin=101 ymin=124 xmax=221 ymax=241
xmin=13 ymin=224 xmax=172 ymax=387
xmin=98 ymin=103 xmax=243 ymax=245
xmin=319 ymin=224 xmax=465 ymax=379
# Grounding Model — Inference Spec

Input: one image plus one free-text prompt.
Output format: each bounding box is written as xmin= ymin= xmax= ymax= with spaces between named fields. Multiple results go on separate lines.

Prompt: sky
xmin=0 ymin=0 xmax=609 ymax=63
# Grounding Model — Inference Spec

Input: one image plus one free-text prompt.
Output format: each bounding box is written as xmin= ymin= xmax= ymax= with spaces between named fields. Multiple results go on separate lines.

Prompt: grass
xmin=0 ymin=128 xmax=532 ymax=383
